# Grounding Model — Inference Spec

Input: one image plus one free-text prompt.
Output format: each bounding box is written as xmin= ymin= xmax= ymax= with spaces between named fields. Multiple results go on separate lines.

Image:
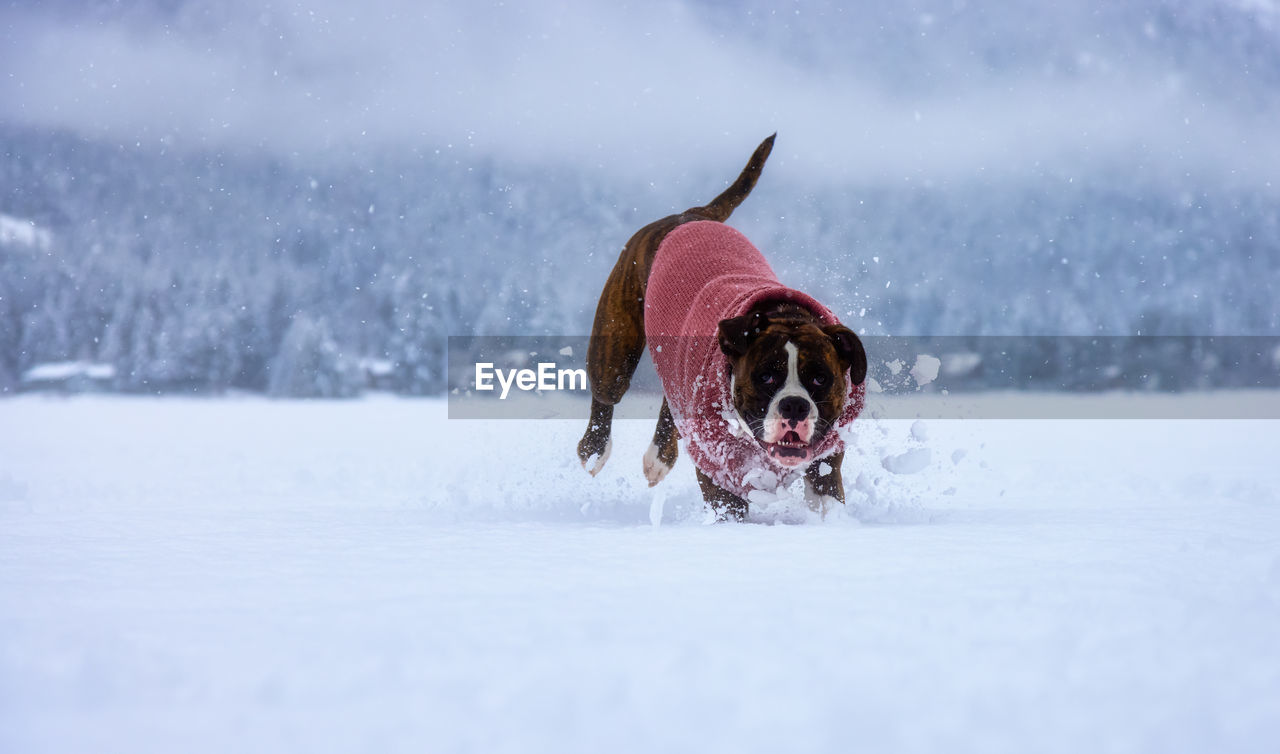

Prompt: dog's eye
xmin=757 ymin=373 xmax=777 ymax=386
xmin=810 ymin=374 xmax=828 ymax=388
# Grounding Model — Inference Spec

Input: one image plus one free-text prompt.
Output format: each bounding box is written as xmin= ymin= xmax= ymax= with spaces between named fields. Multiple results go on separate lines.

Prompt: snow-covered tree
xmin=267 ymin=315 xmax=362 ymax=398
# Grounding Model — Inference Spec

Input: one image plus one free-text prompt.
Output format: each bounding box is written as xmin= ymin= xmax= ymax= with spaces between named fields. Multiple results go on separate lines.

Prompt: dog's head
xmin=718 ymin=304 xmax=867 ymax=468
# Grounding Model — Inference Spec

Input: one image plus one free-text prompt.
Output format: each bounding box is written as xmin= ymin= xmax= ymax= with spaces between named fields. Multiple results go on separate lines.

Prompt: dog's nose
xmin=778 ymin=396 xmax=810 ymax=424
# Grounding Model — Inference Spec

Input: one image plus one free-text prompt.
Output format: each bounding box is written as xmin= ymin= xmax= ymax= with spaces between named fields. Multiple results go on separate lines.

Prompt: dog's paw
xmin=809 ymin=494 xmax=841 ymax=518
xmin=642 ymin=442 xmax=673 ymax=487
xmin=581 ymin=437 xmax=612 ymax=477
xmin=803 ymin=483 xmax=843 ymax=519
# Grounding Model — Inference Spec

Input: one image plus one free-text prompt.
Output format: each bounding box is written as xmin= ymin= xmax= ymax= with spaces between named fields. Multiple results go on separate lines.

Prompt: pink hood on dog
xmin=644 ymin=221 xmax=864 ymax=499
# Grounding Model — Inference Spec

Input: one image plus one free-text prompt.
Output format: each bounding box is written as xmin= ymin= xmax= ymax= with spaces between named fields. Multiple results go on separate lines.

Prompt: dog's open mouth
xmin=763 ymin=430 xmax=813 ymax=467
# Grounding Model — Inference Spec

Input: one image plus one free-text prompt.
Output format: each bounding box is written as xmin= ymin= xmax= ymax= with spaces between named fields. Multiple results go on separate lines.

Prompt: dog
xmin=577 ymin=135 xmax=867 ymax=521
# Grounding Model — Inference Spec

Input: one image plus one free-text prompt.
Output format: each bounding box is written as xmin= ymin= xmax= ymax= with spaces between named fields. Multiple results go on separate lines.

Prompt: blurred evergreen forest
xmin=2 ymin=124 xmax=1278 ymax=396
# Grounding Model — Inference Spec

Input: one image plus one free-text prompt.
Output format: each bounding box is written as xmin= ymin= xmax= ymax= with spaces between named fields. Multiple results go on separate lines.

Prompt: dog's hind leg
xmin=579 ymin=399 xmax=615 ymax=476
xmin=578 ymin=258 xmax=647 ymax=475
xmin=642 ymin=397 xmax=680 ymax=486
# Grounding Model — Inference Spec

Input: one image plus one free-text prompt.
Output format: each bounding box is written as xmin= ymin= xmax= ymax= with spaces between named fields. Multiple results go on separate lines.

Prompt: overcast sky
xmin=2 ymin=0 xmax=1278 ymax=184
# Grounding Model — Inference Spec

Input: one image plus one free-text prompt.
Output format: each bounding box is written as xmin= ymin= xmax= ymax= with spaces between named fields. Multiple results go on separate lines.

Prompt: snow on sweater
xmin=644 ymin=221 xmax=864 ymax=499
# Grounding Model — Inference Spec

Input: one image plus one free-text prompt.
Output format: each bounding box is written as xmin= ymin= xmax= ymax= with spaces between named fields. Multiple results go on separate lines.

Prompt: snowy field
xmin=2 ymin=393 xmax=1278 ymax=753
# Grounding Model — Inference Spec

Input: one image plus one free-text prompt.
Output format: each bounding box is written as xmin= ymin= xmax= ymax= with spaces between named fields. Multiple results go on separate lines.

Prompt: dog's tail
xmin=698 ymin=133 xmax=776 ymax=222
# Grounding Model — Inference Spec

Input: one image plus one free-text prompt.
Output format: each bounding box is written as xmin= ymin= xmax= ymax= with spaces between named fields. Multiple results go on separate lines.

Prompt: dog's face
xmin=718 ymin=308 xmax=867 ymax=468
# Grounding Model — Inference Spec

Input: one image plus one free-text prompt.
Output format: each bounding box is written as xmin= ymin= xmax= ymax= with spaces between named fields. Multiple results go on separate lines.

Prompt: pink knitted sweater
xmin=644 ymin=221 xmax=864 ymax=499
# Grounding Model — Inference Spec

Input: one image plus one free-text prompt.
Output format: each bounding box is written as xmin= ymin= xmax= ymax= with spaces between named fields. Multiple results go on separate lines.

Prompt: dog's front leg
xmin=804 ymin=451 xmax=846 ymax=517
xmin=642 ymin=397 xmax=680 ymax=487
xmin=695 ymin=468 xmax=748 ymax=522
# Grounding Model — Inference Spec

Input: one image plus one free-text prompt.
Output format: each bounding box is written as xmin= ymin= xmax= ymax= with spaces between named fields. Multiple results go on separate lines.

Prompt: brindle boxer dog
xmin=576 ymin=135 xmax=867 ymax=521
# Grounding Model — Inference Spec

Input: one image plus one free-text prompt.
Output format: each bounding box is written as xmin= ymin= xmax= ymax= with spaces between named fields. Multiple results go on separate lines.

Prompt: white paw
xmin=584 ymin=437 xmax=612 ymax=477
xmin=642 ymin=442 xmax=672 ymax=487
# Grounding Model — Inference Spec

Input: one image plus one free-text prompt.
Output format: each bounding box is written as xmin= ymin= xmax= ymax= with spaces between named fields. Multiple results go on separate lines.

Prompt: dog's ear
xmin=718 ymin=311 xmax=766 ymax=359
xmin=822 ymin=324 xmax=867 ymax=385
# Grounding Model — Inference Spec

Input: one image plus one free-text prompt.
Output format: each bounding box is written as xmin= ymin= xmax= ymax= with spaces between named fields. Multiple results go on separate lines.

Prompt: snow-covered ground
xmin=1 ymin=393 xmax=1278 ymax=753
